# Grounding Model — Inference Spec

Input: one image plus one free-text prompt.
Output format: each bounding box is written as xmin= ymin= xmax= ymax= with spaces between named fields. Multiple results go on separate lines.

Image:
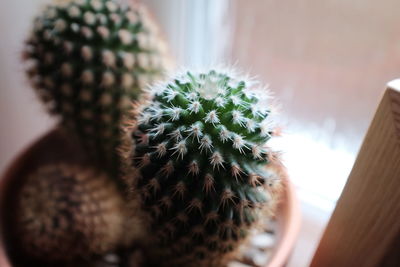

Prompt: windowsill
xmin=275 ymin=131 xmax=357 ymax=266
xmin=287 ymin=200 xmax=333 ymax=267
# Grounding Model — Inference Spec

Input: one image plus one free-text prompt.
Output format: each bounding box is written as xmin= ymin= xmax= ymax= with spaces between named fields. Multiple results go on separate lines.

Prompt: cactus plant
xmin=123 ymin=69 xmax=282 ymax=266
xmin=14 ymin=163 xmax=125 ymax=262
xmin=23 ymin=0 xmax=170 ymax=175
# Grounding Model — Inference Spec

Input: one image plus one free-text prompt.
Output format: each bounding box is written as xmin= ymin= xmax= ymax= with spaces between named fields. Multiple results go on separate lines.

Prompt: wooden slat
xmin=310 ymin=79 xmax=400 ymax=267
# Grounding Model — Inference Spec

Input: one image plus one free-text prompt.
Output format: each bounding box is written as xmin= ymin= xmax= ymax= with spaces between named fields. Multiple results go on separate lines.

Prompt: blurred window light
xmin=144 ymin=0 xmax=400 ymax=212
xmin=144 ymin=0 xmax=232 ymax=67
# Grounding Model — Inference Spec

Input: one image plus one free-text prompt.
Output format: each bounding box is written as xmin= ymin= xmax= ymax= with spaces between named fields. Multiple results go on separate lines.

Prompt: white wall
xmin=0 ymin=0 xmax=55 ymax=173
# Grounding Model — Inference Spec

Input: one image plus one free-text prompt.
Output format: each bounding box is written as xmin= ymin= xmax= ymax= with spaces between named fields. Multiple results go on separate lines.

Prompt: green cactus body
xmin=15 ymin=163 xmax=125 ymax=262
xmin=24 ymin=0 xmax=170 ymax=175
xmin=126 ymin=70 xmax=281 ymax=266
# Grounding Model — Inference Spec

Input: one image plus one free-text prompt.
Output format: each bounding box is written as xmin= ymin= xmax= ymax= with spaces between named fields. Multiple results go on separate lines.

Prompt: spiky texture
xmin=125 ymin=70 xmax=282 ymax=266
xmin=14 ymin=164 xmax=125 ymax=262
xmin=23 ymin=0 xmax=170 ymax=175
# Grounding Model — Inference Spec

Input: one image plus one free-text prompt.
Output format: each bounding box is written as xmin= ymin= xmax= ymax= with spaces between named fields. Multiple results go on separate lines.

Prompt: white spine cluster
xmin=102 ymin=50 xmax=116 ymax=67
xmin=203 ymin=174 xmax=215 ymax=195
xmin=160 ymin=161 xmax=174 ymax=177
xmin=164 ymin=89 xmax=178 ymax=102
xmin=90 ymin=0 xmax=103 ymax=11
xmin=81 ymin=26 xmax=93 ymax=39
xmin=199 ymin=135 xmax=213 ymax=153
xmin=168 ymin=107 xmax=182 ymax=121
xmin=101 ymin=71 xmax=115 ymax=87
xmin=54 ymin=19 xmax=67 ymax=32
xmin=209 ymin=152 xmax=224 ymax=170
xmin=126 ymin=11 xmax=138 ymax=24
xmin=232 ymin=134 xmax=247 ymax=153
xmin=188 ymin=101 xmax=201 ymax=114
xmin=118 ymin=29 xmax=133 ymax=45
xmin=246 ymin=119 xmax=257 ymax=133
xmin=187 ymin=123 xmax=203 ymax=141
xmin=123 ymin=53 xmax=135 ymax=69
xmin=231 ymin=110 xmax=245 ymax=126
xmin=204 ymin=110 xmax=219 ymax=125
xmin=171 ymin=140 xmax=188 ymax=160
xmin=172 ymin=181 xmax=186 ymax=198
xmin=150 ymin=123 xmax=167 ymax=137
xmin=168 ymin=128 xmax=183 ymax=141
xmin=186 ymin=198 xmax=202 ymax=213
xmin=188 ymin=161 xmax=199 ymax=175
xmin=219 ymin=126 xmax=230 ymax=143
xmin=96 ymin=13 xmax=107 ymax=24
xmin=110 ymin=14 xmax=122 ymax=25
xmin=154 ymin=142 xmax=167 ymax=158
xmin=84 ymin=12 xmax=96 ymax=25
xmin=231 ymin=163 xmax=243 ymax=180
xmin=138 ymin=112 xmax=151 ymax=124
xmin=122 ymin=73 xmax=134 ymax=88
xmin=97 ymin=26 xmax=110 ymax=39
xmin=68 ymin=5 xmax=81 ymax=18
xmin=81 ymin=46 xmax=93 ymax=61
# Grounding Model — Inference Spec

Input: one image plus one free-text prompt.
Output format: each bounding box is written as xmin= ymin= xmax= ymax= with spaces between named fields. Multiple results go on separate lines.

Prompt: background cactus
xmin=124 ymin=69 xmax=282 ymax=266
xmin=23 ymin=0 xmax=170 ymax=175
xmin=14 ymin=163 xmax=125 ymax=262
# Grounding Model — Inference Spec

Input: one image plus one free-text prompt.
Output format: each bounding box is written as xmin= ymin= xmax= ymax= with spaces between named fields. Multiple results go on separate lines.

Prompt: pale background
xmin=1 ymin=0 xmax=400 ymax=266
xmin=0 ymin=0 xmax=55 ymax=173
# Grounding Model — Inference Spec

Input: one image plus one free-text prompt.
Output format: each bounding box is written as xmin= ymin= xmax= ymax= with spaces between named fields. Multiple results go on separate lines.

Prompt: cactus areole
xmin=128 ymin=70 xmax=280 ymax=265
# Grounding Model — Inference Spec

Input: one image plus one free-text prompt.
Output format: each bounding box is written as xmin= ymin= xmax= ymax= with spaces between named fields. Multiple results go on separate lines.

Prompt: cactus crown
xmin=129 ymin=69 xmax=278 ymax=265
xmin=24 ymin=0 xmax=169 ymax=175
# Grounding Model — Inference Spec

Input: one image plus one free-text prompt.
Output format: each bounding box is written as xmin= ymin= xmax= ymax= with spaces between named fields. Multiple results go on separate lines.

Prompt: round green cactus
xmin=14 ymin=163 xmax=125 ymax=262
xmin=124 ymin=69 xmax=282 ymax=266
xmin=23 ymin=0 xmax=170 ymax=175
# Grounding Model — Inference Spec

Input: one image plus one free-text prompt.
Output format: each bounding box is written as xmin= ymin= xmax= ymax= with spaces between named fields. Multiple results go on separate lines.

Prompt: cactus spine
xmin=124 ymin=69 xmax=282 ymax=266
xmin=15 ymin=163 xmax=125 ymax=262
xmin=23 ymin=0 xmax=170 ymax=175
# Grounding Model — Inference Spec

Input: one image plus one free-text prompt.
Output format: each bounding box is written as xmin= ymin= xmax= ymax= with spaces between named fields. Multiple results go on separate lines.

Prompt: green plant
xmin=14 ymin=163 xmax=125 ymax=262
xmin=124 ymin=69 xmax=282 ymax=266
xmin=23 ymin=0 xmax=170 ymax=175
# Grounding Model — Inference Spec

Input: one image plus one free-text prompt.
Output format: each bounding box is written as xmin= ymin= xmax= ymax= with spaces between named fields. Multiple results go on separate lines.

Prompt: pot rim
xmin=267 ymin=178 xmax=301 ymax=267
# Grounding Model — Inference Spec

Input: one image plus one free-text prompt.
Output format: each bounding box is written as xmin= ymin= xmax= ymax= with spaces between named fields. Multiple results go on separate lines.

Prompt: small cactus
xmin=23 ymin=0 xmax=170 ymax=175
xmin=15 ymin=163 xmax=125 ymax=262
xmin=123 ymin=69 xmax=282 ymax=266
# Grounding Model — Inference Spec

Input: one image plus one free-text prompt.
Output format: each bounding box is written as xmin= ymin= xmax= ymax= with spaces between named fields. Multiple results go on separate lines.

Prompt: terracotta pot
xmin=0 ymin=129 xmax=301 ymax=267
